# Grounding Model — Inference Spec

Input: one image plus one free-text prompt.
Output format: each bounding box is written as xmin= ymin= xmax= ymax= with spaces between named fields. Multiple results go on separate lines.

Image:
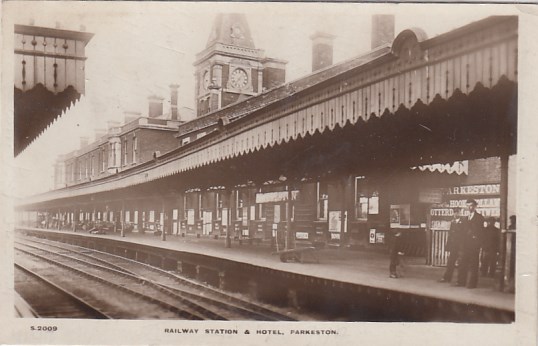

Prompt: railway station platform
xmin=15 ymin=227 xmax=514 ymax=316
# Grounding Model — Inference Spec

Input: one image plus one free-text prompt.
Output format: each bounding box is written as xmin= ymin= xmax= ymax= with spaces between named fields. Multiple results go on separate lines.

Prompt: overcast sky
xmin=6 ymin=2 xmax=514 ymax=197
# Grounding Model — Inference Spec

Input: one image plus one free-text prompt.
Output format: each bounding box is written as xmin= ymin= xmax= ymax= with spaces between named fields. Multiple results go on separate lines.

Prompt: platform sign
xmin=328 ymin=211 xmax=341 ymax=232
xmin=430 ymin=183 xmax=501 ymax=231
xmin=447 ymin=183 xmax=500 ymax=217
xmin=296 ymin=232 xmax=309 ymax=240
xmin=369 ymin=229 xmax=376 ymax=244
xmin=187 ymin=209 xmax=195 ymax=225
xmin=221 ymin=208 xmax=228 ymax=226
xmin=368 ymin=195 xmax=379 ymax=214
xmin=390 ymin=204 xmax=411 ymax=228
xmin=241 ymin=207 xmax=248 ymax=226
xmin=255 ymin=190 xmax=299 ymax=203
xmin=256 ymin=223 xmax=264 ymax=234
xmin=250 ymin=205 xmax=256 ymax=220
xmin=376 ymin=232 xmax=385 ymax=244
xmin=274 ymin=205 xmax=281 ymax=223
xmin=202 ymin=211 xmax=212 ymax=235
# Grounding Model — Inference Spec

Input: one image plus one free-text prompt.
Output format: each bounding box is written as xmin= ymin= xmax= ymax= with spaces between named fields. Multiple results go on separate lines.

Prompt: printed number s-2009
xmin=30 ymin=326 xmax=57 ymax=331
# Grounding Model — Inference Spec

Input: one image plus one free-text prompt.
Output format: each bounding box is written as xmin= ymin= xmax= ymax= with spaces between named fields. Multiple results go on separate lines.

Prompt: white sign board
xmin=296 ymin=232 xmax=309 ymax=240
xmin=255 ymin=190 xmax=299 ymax=203
xmin=328 ymin=211 xmax=341 ymax=233
xmin=221 ymin=208 xmax=228 ymax=226
xmin=274 ymin=205 xmax=281 ymax=223
xmin=187 ymin=209 xmax=195 ymax=225
xmin=369 ymin=229 xmax=376 ymax=244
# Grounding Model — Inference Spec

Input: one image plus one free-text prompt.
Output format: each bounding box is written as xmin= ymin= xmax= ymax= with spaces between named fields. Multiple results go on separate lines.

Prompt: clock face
xmin=230 ymin=68 xmax=248 ymax=89
xmin=203 ymin=71 xmax=210 ymax=90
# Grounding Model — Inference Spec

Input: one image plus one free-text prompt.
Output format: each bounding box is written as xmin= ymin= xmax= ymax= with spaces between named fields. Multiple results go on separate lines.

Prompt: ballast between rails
xmin=18 ymin=235 xmax=297 ymax=321
xmin=15 ymin=245 xmax=208 ymax=320
xmin=15 ymin=262 xmax=111 ymax=319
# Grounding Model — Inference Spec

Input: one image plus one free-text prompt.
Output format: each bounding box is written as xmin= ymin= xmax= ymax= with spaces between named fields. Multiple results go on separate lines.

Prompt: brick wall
xmin=138 ymin=129 xmax=179 ymax=163
xmin=464 ymin=157 xmax=501 ymax=185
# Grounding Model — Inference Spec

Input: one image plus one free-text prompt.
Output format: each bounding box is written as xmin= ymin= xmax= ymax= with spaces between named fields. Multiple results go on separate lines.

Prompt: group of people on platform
xmin=438 ymin=199 xmax=502 ymax=289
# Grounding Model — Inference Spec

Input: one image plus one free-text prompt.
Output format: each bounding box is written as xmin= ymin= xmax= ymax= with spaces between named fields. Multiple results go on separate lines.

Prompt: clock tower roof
xmin=206 ymin=13 xmax=256 ymax=49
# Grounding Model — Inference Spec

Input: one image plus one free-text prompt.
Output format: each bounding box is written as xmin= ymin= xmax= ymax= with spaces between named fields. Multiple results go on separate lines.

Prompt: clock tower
xmin=194 ymin=13 xmax=287 ymax=117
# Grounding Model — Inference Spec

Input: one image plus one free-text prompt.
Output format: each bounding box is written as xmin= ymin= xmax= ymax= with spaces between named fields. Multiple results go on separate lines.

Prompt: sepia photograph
xmin=2 ymin=1 xmax=537 ymax=345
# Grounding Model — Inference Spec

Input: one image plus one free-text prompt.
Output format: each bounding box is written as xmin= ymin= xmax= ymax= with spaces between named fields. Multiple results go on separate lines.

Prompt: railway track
xmin=15 ymin=263 xmax=110 ymax=319
xmin=15 ymin=235 xmax=298 ymax=321
xmin=15 ymin=245 xmax=208 ymax=319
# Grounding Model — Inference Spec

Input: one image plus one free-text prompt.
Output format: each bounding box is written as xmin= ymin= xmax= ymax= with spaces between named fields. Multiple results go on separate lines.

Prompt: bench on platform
xmin=274 ymin=246 xmax=319 ymax=263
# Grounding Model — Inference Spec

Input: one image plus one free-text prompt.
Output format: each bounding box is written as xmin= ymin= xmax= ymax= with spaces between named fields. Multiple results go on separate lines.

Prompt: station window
xmin=216 ymin=193 xmax=222 ymax=220
xmin=132 ymin=135 xmax=137 ymax=164
xmin=101 ymin=147 xmax=106 ymax=172
xmin=110 ymin=143 xmax=115 ymax=167
xmin=258 ymin=203 xmax=267 ymax=221
xmin=123 ymin=139 xmax=128 ymax=166
xmin=198 ymin=194 xmax=203 ymax=220
xmin=355 ymin=176 xmax=380 ymax=220
xmin=236 ymin=193 xmax=244 ymax=220
xmin=133 ymin=210 xmax=138 ymax=227
xmin=317 ymin=182 xmax=329 ymax=220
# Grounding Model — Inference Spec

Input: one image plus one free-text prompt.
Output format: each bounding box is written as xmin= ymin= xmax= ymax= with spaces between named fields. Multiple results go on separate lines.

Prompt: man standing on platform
xmin=438 ymin=208 xmax=464 ymax=283
xmin=480 ymin=217 xmax=500 ymax=277
xmin=456 ymin=199 xmax=485 ymax=289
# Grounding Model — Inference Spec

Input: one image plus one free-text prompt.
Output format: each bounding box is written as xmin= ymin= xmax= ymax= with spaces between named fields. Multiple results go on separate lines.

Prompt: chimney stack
xmin=371 ymin=14 xmax=395 ymax=50
xmin=310 ymin=32 xmax=335 ymax=73
xmin=148 ymin=95 xmax=164 ymax=118
xmin=79 ymin=136 xmax=89 ymax=149
xmin=169 ymin=84 xmax=180 ymax=120
xmin=123 ymin=111 xmax=141 ymax=125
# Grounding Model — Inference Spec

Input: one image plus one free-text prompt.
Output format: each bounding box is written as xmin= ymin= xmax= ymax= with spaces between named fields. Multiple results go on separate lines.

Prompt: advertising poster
xmin=328 ymin=211 xmax=341 ymax=233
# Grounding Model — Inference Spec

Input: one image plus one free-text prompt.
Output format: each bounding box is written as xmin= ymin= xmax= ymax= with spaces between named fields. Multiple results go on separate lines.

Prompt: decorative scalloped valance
xmin=14 ymin=24 xmax=93 ymax=156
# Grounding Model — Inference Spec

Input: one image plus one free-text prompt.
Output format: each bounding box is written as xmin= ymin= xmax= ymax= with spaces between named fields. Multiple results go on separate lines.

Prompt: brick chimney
xmin=371 ymin=14 xmax=395 ymax=50
xmin=169 ymin=84 xmax=180 ymax=120
xmin=79 ymin=136 xmax=89 ymax=149
xmin=148 ymin=95 xmax=164 ymax=118
xmin=310 ymin=32 xmax=335 ymax=72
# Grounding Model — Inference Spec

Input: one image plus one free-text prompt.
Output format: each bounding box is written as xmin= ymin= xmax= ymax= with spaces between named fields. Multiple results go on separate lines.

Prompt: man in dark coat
xmin=480 ymin=217 xmax=500 ymax=277
xmin=389 ymin=230 xmax=404 ymax=278
xmin=457 ymin=199 xmax=485 ymax=289
xmin=439 ymin=208 xmax=465 ymax=283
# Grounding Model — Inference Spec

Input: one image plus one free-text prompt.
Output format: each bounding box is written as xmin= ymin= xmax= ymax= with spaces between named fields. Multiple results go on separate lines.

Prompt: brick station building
xmin=19 ymin=15 xmax=517 ymax=287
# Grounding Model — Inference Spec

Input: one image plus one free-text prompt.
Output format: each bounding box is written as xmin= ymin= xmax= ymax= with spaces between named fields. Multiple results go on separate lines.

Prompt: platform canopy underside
xmin=21 ymin=77 xmax=516 ymax=210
